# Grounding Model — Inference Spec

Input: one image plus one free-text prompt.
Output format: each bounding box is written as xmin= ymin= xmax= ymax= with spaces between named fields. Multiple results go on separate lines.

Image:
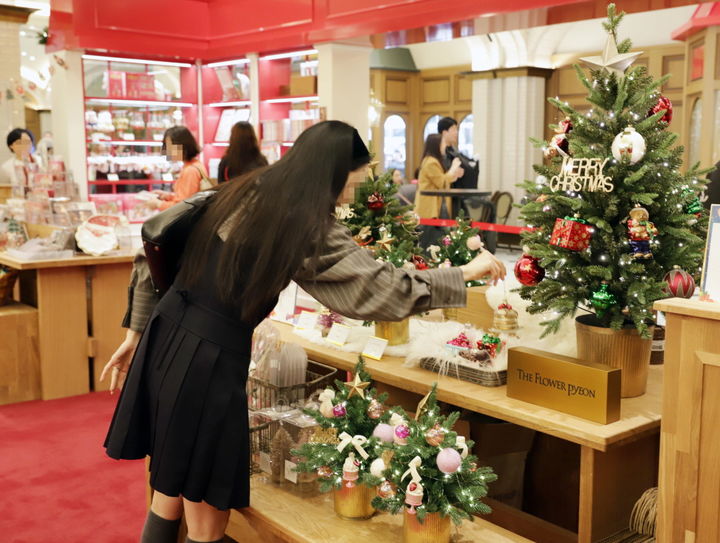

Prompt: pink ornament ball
xmin=372 ymin=423 xmax=395 ymax=443
xmin=332 ymin=404 xmax=347 ymax=417
xmin=395 ymin=424 xmax=410 ymax=439
xmin=436 ymin=447 xmax=462 ymax=474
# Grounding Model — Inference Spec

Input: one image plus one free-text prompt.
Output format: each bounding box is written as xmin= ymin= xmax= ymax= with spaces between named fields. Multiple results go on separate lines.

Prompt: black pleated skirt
xmin=104 ymin=288 xmax=254 ymax=511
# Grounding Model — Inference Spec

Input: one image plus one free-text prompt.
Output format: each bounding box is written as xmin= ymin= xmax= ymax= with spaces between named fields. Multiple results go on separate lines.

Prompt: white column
xmin=472 ymin=74 xmax=545 ymax=224
xmin=50 ymin=50 xmax=87 ymax=199
xmin=247 ymin=53 xmax=260 ymax=130
xmin=315 ymin=42 xmax=371 ymax=142
xmin=0 ymin=17 xmax=27 ymax=165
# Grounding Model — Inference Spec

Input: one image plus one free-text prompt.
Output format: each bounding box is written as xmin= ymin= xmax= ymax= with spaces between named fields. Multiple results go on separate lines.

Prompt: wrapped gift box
xmin=549 ymin=217 xmax=592 ymax=251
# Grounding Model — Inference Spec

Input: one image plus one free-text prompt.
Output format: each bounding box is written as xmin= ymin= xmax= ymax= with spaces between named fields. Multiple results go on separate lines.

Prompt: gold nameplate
xmin=507 ymin=347 xmax=621 ymax=424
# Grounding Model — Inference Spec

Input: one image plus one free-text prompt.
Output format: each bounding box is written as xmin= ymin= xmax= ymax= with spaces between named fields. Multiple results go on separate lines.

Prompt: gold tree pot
xmin=333 ymin=483 xmax=375 ymax=520
xmin=403 ymin=510 xmax=451 ymax=543
xmin=374 ymin=318 xmax=410 ymax=346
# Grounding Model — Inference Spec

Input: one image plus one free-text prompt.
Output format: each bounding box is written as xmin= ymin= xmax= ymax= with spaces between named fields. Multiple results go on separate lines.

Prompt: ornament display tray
xmin=418 ymin=357 xmax=507 ymax=387
xmin=247 ymin=359 xmax=337 ymax=410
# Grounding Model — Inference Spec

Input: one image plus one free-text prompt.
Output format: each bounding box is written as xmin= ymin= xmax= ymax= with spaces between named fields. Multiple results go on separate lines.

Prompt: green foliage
xmin=341 ymin=171 xmax=423 ymax=268
xmin=292 ymin=357 xmax=397 ymax=492
xmin=425 ymin=210 xmax=485 ymax=287
xmin=372 ymin=385 xmax=496 ymax=525
xmin=518 ymin=4 xmax=708 ymax=338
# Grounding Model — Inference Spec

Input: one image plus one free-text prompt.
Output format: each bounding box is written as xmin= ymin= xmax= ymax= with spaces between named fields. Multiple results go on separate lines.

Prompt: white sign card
xmin=106 ymin=173 xmax=119 ymax=181
xmin=701 ymin=204 xmax=720 ymax=301
xmin=161 ymin=172 xmax=174 ymax=182
xmin=259 ymin=452 xmax=271 ymax=474
xmin=284 ymin=460 xmax=298 ymax=483
xmin=362 ymin=336 xmax=389 ymax=361
xmin=295 ymin=310 xmax=318 ymax=331
xmin=325 ymin=323 xmax=351 ymax=346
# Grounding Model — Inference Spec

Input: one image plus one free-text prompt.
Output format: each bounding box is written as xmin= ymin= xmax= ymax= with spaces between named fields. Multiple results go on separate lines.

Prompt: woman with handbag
xmin=101 ymin=120 xmax=506 ymax=543
xmin=414 ymin=133 xmax=464 ymax=219
xmin=154 ymin=126 xmax=213 ymax=210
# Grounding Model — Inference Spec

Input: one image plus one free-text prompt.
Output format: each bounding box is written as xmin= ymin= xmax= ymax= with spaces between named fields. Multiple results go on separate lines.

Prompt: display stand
xmin=269 ymin=323 xmax=662 ymax=543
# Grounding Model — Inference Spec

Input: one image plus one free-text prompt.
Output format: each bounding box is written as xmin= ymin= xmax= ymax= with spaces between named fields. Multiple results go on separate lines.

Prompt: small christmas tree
xmin=371 ymin=385 xmax=496 ymax=525
xmin=518 ymin=4 xmax=708 ymax=338
xmin=293 ymin=358 xmax=399 ymax=492
xmin=341 ymin=171 xmax=425 ymax=269
xmin=425 ymin=211 xmax=485 ymax=286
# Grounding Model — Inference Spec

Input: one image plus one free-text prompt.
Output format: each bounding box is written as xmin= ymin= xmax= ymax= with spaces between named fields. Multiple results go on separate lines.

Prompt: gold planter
xmin=333 ymin=483 xmax=375 ymax=520
xmin=403 ymin=510 xmax=451 ymax=543
xmin=575 ymin=315 xmax=654 ymax=398
xmin=374 ymin=318 xmax=410 ymax=346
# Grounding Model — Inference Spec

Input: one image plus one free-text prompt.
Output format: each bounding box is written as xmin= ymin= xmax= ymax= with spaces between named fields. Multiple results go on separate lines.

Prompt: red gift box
xmin=549 ymin=217 xmax=592 ymax=251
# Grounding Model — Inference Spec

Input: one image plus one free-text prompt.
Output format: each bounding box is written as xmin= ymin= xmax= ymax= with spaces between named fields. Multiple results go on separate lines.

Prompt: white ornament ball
xmin=370 ymin=458 xmax=386 ymax=478
xmin=535 ymin=175 xmax=547 ymax=187
xmin=436 ymin=447 xmax=462 ymax=474
xmin=611 ymin=126 xmax=646 ymax=165
xmin=372 ymin=423 xmax=395 ymax=444
xmin=466 ymin=235 xmax=483 ymax=251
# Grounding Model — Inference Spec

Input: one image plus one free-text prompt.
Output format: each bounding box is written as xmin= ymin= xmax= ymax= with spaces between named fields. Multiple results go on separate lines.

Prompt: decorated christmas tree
xmin=425 ymin=211 xmax=485 ymax=286
xmin=517 ymin=4 xmax=707 ymax=338
xmin=371 ymin=385 xmax=496 ymax=525
xmin=341 ymin=170 xmax=426 ymax=269
xmin=293 ymin=358 xmax=399 ymax=492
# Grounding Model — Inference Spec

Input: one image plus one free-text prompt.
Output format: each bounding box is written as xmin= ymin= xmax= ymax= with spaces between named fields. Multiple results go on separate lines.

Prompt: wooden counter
xmin=0 ymin=251 xmax=135 ymax=399
xmin=227 ymin=477 xmax=533 ymax=543
xmin=277 ymin=322 xmax=662 ymax=543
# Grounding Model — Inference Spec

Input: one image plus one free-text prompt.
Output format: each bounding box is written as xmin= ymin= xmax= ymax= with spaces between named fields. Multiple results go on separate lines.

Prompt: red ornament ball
xmin=663 ymin=266 xmax=695 ymax=298
xmin=332 ymin=404 xmax=347 ymax=417
xmin=367 ymin=192 xmax=385 ymax=211
xmin=648 ymin=95 xmax=673 ymax=124
xmin=514 ymin=254 xmax=545 ymax=286
xmin=412 ymin=255 xmax=429 ymax=270
xmin=557 ymin=117 xmax=573 ymax=134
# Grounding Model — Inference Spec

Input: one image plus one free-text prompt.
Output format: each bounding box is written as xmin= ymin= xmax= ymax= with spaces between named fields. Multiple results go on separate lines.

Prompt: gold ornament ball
xmin=317 ymin=466 xmax=334 ymax=478
xmin=367 ymin=398 xmax=385 ymax=419
xmin=378 ymin=480 xmax=397 ymax=499
xmin=424 ymin=424 xmax=446 ymax=447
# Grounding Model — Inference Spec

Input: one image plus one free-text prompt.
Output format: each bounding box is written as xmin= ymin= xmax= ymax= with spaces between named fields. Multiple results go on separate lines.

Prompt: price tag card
xmin=294 ymin=311 xmax=318 ymax=331
xmin=162 ymin=172 xmax=174 ymax=182
xmin=259 ymin=452 xmax=271 ymax=474
xmin=325 ymin=323 xmax=351 ymax=346
xmin=362 ymin=336 xmax=389 ymax=361
xmin=284 ymin=460 xmax=298 ymax=483
xmin=107 ymin=173 xmax=119 ymax=181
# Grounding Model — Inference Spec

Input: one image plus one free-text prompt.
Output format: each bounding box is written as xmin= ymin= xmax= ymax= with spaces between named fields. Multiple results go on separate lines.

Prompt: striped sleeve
xmin=293 ymin=222 xmax=466 ymax=322
xmin=121 ymin=247 xmax=160 ymax=332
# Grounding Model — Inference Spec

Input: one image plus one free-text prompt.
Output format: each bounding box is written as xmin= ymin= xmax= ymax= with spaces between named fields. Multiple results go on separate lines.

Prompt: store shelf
xmin=262 ymin=95 xmax=318 ymax=104
xmin=85 ymin=97 xmax=195 ymax=108
xmin=206 ymin=100 xmax=252 ymax=107
xmin=85 ymin=140 xmax=164 ymax=147
xmin=88 ymin=179 xmax=173 ymax=185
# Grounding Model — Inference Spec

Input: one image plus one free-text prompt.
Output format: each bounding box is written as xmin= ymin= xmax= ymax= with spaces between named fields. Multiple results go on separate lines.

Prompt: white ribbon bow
xmin=337 ymin=432 xmax=370 ymax=460
xmin=456 ymin=436 xmax=469 ymax=458
xmin=401 ymin=456 xmax=423 ymax=483
xmin=318 ymin=389 xmax=335 ymax=402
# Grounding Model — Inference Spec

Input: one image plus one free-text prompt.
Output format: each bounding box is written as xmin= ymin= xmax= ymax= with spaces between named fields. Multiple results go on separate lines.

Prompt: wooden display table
xmin=276 ymin=323 xmax=663 ymax=543
xmin=0 ymin=251 xmax=135 ymax=400
xmin=653 ymin=299 xmax=720 ymax=543
xmin=0 ymin=302 xmax=40 ymax=405
xmin=226 ymin=476 xmax=532 ymax=543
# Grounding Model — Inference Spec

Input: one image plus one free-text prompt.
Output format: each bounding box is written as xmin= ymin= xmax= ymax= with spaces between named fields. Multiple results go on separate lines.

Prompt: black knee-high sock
xmin=140 ymin=510 xmax=182 ymax=543
xmin=184 ymin=538 xmax=224 ymax=543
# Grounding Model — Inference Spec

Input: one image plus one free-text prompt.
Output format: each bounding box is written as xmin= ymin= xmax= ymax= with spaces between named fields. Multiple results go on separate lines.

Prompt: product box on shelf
xmin=89 ymin=194 xmax=125 ymax=216
xmin=121 ymin=193 xmax=159 ymax=223
xmin=289 ymin=75 xmax=316 ymax=96
xmin=125 ymin=73 xmax=156 ymax=100
xmin=107 ymin=71 xmax=126 ymax=97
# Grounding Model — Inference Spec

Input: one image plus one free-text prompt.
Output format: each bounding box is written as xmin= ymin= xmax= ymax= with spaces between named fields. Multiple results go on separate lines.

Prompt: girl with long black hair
xmin=101 ymin=120 xmax=505 ymax=543
xmin=216 ymin=121 xmax=268 ymax=183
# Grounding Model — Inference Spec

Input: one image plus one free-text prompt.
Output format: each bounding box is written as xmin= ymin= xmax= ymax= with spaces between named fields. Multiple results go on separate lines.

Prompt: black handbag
xmin=141 ymin=190 xmax=216 ymax=296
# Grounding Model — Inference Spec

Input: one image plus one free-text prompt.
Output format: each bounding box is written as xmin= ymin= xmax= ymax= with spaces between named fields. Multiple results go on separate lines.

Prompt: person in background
xmin=414 ymin=133 xmax=463 ymax=219
xmin=216 ymin=121 xmax=268 ymax=183
xmin=391 ymin=168 xmax=404 ymax=185
xmin=0 ymin=128 xmax=37 ymax=185
xmin=101 ymin=120 xmax=506 ymax=543
xmin=437 ymin=116 xmax=458 ymax=170
xmin=390 ymin=168 xmax=417 ymax=206
xmin=704 ymin=161 xmax=720 ymax=209
xmin=36 ymin=131 xmax=54 ymax=171
xmin=154 ymin=126 xmax=209 ymax=210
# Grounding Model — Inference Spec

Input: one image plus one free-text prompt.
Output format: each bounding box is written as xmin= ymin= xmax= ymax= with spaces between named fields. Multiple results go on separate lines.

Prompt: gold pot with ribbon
xmin=333 ymin=435 xmax=375 ymax=519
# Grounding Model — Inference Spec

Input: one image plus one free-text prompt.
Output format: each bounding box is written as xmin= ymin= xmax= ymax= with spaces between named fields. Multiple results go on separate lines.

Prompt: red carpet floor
xmin=0 ymin=392 xmax=147 ymax=543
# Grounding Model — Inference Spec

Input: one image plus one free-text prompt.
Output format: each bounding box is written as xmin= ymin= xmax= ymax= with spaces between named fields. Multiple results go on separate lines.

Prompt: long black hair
xmin=422 ymin=133 xmax=445 ymax=170
xmin=180 ymin=120 xmax=370 ymax=323
xmin=162 ymin=126 xmax=200 ymax=161
xmin=222 ymin=122 xmax=267 ymax=180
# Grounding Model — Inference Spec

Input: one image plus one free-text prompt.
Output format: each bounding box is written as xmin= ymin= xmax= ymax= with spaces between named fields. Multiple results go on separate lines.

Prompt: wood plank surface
xmin=228 ymin=477 xmax=533 ymax=543
xmin=0 ymin=250 xmax=135 ymax=270
xmin=0 ymin=303 xmax=40 ymax=405
xmin=277 ymin=323 xmax=662 ymax=451
xmin=654 ymin=298 xmax=720 ymax=321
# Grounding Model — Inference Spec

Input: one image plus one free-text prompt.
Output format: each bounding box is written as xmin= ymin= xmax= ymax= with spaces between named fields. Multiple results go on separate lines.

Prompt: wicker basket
xmin=419 ymin=357 xmax=507 ymax=387
xmin=247 ymin=359 xmax=338 ymax=411
xmin=0 ymin=266 xmax=19 ymax=306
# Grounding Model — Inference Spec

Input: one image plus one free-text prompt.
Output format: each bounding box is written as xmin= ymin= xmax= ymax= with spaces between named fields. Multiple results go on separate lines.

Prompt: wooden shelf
xmin=0 ymin=250 xmax=135 ymax=270
xmin=276 ymin=322 xmax=662 ymax=452
xmin=226 ymin=476 xmax=532 ymax=543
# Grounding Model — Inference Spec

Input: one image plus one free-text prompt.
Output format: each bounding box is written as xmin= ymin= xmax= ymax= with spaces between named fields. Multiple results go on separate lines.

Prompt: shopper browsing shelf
xmin=101 ymin=120 xmax=505 ymax=543
xmin=414 ymin=133 xmax=463 ymax=219
xmin=216 ymin=121 xmax=268 ymax=183
xmin=0 ymin=128 xmax=38 ymax=186
xmin=154 ymin=126 xmax=212 ymax=209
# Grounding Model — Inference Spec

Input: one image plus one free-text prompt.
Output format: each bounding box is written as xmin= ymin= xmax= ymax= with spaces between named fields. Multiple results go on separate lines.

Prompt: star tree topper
xmin=580 ymin=34 xmax=642 ymax=76
xmin=345 ymin=373 xmax=370 ymax=399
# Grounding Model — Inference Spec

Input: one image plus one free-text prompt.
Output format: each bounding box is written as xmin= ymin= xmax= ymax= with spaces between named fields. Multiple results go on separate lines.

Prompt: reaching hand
xmin=459 ymin=251 xmax=507 ymax=285
xmin=100 ymin=329 xmax=142 ymax=394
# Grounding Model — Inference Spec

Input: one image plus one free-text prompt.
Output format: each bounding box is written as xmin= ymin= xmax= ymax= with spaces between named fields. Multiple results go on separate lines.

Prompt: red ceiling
xmin=49 ymin=0 xmax=586 ymax=61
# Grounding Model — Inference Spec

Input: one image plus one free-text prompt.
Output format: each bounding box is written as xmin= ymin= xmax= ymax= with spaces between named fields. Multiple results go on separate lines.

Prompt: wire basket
xmin=0 ymin=266 xmax=19 ymax=306
xmin=248 ymin=415 xmax=278 ymax=476
xmin=419 ymin=357 xmax=507 ymax=387
xmin=247 ymin=359 xmax=337 ymax=411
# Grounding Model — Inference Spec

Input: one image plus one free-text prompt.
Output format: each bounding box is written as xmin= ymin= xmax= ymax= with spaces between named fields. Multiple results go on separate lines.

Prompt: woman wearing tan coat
xmin=414 ymin=133 xmax=464 ymax=218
